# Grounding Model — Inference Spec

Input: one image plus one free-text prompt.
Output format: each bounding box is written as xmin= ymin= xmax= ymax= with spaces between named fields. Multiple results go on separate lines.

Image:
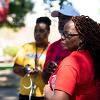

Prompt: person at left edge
xmin=13 ymin=16 xmax=51 ymax=100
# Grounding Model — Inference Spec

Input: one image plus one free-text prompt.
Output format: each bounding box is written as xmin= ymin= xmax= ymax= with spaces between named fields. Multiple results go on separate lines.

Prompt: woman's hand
xmin=44 ymin=84 xmax=70 ymax=100
xmin=44 ymin=84 xmax=54 ymax=100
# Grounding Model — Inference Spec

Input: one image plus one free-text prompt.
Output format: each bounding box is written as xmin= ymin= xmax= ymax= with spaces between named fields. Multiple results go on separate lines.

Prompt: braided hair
xmin=72 ymin=15 xmax=100 ymax=80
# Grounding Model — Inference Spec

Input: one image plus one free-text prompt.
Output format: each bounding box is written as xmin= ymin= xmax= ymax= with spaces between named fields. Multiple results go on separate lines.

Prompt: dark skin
xmin=13 ymin=22 xmax=50 ymax=77
xmin=34 ymin=23 xmax=50 ymax=47
xmin=44 ymin=87 xmax=70 ymax=100
xmin=58 ymin=13 xmax=72 ymax=34
xmin=44 ymin=20 xmax=80 ymax=100
xmin=61 ymin=20 xmax=80 ymax=51
xmin=42 ymin=13 xmax=72 ymax=84
xmin=13 ymin=63 xmax=38 ymax=77
xmin=13 ymin=64 xmax=25 ymax=77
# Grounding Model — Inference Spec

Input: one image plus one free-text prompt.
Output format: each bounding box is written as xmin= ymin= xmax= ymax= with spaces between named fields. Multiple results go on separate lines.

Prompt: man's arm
xmin=42 ymin=61 xmax=57 ymax=84
xmin=42 ymin=45 xmax=53 ymax=84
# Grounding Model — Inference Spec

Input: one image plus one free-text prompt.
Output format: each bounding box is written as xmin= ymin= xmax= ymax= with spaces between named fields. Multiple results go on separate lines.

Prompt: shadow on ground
xmin=0 ymin=69 xmax=20 ymax=100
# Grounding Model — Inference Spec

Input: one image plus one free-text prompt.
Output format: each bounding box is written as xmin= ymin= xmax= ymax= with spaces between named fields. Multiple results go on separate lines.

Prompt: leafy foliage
xmin=4 ymin=0 xmax=34 ymax=28
xmin=3 ymin=46 xmax=19 ymax=57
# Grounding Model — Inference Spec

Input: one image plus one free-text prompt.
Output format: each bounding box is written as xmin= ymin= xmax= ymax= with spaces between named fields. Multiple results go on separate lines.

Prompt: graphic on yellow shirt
xmin=15 ymin=42 xmax=48 ymax=97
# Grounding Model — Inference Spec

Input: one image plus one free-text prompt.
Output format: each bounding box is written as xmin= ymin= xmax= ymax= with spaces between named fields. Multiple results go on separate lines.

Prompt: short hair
xmin=36 ymin=17 xmax=51 ymax=26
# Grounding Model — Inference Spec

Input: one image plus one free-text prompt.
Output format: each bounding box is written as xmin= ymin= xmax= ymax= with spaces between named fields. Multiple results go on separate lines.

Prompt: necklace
xmin=35 ymin=43 xmax=48 ymax=71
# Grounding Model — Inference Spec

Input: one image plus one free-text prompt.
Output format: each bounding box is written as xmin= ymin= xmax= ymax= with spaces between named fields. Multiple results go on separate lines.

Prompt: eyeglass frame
xmin=62 ymin=31 xmax=79 ymax=39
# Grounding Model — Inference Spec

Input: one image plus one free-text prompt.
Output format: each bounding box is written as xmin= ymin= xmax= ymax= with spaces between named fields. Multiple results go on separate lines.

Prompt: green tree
xmin=6 ymin=0 xmax=34 ymax=28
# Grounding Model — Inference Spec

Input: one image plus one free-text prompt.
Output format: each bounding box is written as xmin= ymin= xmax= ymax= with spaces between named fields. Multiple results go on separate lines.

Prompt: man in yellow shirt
xmin=13 ymin=16 xmax=51 ymax=100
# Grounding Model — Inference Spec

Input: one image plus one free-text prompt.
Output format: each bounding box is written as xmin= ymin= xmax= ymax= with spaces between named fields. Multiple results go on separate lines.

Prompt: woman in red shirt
xmin=44 ymin=15 xmax=100 ymax=100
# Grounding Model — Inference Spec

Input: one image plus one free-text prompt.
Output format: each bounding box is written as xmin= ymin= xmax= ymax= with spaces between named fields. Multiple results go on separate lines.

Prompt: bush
xmin=3 ymin=46 xmax=19 ymax=57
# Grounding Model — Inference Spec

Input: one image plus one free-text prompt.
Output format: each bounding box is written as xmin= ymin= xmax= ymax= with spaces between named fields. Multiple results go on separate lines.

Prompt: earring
xmin=77 ymin=40 xmax=83 ymax=50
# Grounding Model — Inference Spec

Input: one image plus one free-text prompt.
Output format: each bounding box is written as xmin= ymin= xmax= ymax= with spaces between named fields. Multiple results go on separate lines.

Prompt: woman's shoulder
xmin=59 ymin=50 xmax=93 ymax=69
xmin=21 ymin=42 xmax=35 ymax=48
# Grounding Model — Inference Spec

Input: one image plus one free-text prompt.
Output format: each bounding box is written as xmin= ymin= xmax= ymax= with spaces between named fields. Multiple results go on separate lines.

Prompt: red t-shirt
xmin=49 ymin=51 xmax=99 ymax=100
xmin=43 ymin=39 xmax=71 ymax=68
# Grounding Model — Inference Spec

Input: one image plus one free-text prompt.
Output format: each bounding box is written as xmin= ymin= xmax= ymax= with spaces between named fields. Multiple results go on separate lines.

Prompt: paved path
xmin=0 ymin=69 xmax=20 ymax=100
xmin=0 ymin=87 xmax=18 ymax=100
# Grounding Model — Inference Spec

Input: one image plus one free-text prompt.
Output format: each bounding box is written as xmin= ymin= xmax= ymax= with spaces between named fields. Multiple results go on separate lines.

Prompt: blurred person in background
xmin=13 ymin=16 xmax=51 ymax=100
xmin=42 ymin=1 xmax=80 ymax=84
xmin=44 ymin=15 xmax=100 ymax=100
xmin=0 ymin=0 xmax=10 ymax=22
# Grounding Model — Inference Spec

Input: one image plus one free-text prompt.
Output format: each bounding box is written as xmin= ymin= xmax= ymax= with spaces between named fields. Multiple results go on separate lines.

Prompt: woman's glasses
xmin=62 ymin=31 xmax=79 ymax=39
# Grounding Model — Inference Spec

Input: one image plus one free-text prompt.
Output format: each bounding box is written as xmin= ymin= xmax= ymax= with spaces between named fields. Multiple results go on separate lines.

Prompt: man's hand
xmin=46 ymin=61 xmax=57 ymax=74
xmin=44 ymin=84 xmax=54 ymax=99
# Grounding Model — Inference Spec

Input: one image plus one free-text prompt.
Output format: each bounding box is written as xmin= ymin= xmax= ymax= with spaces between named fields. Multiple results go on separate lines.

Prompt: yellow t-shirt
xmin=15 ymin=42 xmax=48 ymax=97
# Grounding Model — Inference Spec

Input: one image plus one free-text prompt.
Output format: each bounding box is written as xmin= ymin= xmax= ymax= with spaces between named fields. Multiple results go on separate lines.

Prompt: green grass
xmin=0 ymin=63 xmax=13 ymax=70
